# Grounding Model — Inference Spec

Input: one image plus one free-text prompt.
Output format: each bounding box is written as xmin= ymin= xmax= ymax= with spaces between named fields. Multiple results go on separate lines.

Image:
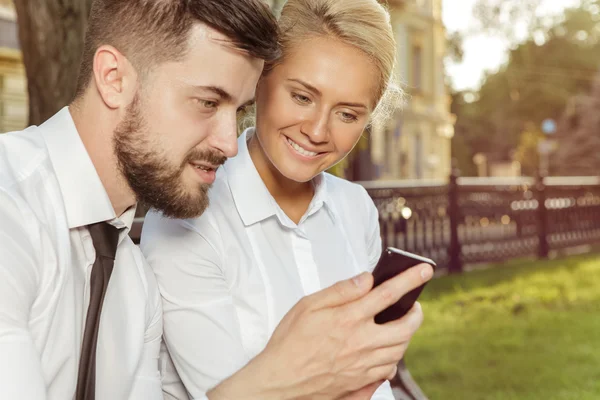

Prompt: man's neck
xmin=69 ymin=100 xmax=136 ymax=217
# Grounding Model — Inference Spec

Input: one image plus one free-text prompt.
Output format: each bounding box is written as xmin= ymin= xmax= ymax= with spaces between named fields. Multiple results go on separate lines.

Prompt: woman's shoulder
xmin=191 ymin=168 xmax=237 ymax=230
xmin=322 ymin=172 xmax=372 ymax=202
xmin=206 ymin=168 xmax=236 ymax=208
xmin=321 ymin=173 xmax=380 ymax=255
xmin=322 ymin=172 xmax=376 ymax=219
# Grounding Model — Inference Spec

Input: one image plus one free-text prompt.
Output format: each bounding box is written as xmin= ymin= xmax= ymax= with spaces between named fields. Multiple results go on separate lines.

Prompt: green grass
xmin=405 ymin=254 xmax=600 ymax=400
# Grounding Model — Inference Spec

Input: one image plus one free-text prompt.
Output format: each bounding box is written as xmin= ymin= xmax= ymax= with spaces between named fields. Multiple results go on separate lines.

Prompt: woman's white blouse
xmin=141 ymin=129 xmax=393 ymax=400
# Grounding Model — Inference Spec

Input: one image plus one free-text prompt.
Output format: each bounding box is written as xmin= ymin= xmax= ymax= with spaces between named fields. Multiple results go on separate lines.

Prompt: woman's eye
xmin=292 ymin=93 xmax=311 ymax=105
xmin=340 ymin=112 xmax=358 ymax=123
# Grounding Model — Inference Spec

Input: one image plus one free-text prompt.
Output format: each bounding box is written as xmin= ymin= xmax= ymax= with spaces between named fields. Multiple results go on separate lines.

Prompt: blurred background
xmin=2 ymin=0 xmax=600 ymax=399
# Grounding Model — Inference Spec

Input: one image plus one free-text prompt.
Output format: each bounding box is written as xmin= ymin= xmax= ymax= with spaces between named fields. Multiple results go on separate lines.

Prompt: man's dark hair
xmin=74 ymin=0 xmax=280 ymax=98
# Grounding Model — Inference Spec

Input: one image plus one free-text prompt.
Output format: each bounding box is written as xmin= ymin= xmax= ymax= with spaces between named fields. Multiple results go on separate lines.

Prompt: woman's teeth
xmin=287 ymin=137 xmax=318 ymax=157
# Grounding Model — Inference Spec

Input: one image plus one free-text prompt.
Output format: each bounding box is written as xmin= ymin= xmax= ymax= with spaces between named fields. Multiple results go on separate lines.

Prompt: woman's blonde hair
xmin=268 ymin=0 xmax=403 ymax=126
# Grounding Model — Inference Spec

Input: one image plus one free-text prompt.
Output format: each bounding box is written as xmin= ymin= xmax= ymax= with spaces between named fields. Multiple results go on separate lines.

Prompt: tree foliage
xmin=472 ymin=0 xmax=544 ymax=44
xmin=452 ymin=1 xmax=600 ymax=175
xmin=553 ymin=70 xmax=600 ymax=175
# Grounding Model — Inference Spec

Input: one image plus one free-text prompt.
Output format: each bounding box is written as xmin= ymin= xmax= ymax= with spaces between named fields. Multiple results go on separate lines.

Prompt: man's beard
xmin=113 ymin=96 xmax=226 ymax=219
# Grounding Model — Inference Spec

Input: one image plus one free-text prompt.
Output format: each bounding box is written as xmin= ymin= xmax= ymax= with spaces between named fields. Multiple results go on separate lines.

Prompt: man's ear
xmin=92 ymin=45 xmax=138 ymax=109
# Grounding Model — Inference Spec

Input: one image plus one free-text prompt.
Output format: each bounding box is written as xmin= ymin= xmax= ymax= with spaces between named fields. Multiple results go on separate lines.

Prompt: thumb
xmin=309 ymin=272 xmax=373 ymax=309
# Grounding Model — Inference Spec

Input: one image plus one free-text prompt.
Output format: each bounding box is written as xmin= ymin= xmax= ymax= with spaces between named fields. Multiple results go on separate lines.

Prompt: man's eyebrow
xmin=240 ymin=98 xmax=256 ymax=108
xmin=194 ymin=86 xmax=256 ymax=108
xmin=194 ymin=85 xmax=233 ymax=102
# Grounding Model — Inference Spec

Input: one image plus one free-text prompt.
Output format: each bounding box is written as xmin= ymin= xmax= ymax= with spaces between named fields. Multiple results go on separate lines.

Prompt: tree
xmin=13 ymin=0 xmax=93 ymax=126
xmin=513 ymin=123 xmax=544 ymax=176
xmin=452 ymin=1 xmax=600 ymax=174
xmin=446 ymin=31 xmax=465 ymax=64
xmin=472 ymin=0 xmax=600 ymax=44
xmin=553 ymin=70 xmax=600 ymax=175
xmin=472 ymin=0 xmax=543 ymax=44
xmin=268 ymin=0 xmax=286 ymax=15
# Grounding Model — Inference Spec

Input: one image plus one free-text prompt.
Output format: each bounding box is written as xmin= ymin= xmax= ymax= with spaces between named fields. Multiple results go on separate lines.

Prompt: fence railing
xmin=358 ymin=173 xmax=600 ymax=274
xmin=130 ymin=173 xmax=600 ymax=274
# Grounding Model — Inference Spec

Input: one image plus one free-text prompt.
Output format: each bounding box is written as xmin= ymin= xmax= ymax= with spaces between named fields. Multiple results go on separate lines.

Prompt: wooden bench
xmin=392 ymin=359 xmax=428 ymax=400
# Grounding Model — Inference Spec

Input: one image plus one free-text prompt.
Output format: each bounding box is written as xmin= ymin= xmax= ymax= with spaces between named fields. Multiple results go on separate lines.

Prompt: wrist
xmin=207 ymin=353 xmax=293 ymax=400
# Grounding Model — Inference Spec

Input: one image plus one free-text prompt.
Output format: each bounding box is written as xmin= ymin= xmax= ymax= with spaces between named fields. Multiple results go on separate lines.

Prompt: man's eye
xmin=202 ymin=100 xmax=218 ymax=109
xmin=194 ymin=98 xmax=218 ymax=110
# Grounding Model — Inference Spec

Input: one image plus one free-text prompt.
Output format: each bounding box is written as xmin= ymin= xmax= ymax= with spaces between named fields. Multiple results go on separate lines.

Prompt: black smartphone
xmin=371 ymin=247 xmax=436 ymax=324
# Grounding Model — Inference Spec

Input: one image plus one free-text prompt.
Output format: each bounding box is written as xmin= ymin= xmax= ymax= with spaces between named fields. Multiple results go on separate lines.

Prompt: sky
xmin=442 ymin=0 xmax=581 ymax=91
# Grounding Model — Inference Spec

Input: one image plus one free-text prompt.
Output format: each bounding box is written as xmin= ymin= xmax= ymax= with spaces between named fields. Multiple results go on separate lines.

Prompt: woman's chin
xmin=278 ymin=167 xmax=323 ymax=183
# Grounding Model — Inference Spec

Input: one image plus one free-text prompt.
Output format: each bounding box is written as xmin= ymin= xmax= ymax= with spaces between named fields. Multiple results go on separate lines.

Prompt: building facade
xmin=371 ymin=0 xmax=455 ymax=180
xmin=0 ymin=0 xmax=27 ymax=133
xmin=2 ymin=0 xmax=454 ymax=181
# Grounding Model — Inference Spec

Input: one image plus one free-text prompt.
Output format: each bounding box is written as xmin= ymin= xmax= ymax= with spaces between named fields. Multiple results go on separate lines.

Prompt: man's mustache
xmin=183 ymin=149 xmax=227 ymax=168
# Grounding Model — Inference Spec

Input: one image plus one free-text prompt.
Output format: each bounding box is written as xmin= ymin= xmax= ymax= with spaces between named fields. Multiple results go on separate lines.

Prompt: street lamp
xmin=537 ymin=118 xmax=557 ymax=176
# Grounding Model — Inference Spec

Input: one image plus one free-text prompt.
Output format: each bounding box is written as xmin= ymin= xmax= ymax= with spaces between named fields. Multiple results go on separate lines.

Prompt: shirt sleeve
xmin=360 ymin=185 xmax=383 ymax=271
xmin=140 ymin=211 xmax=249 ymax=399
xmin=371 ymin=380 xmax=395 ymax=399
xmin=0 ymin=188 xmax=47 ymax=399
xmin=129 ymin=248 xmax=164 ymax=399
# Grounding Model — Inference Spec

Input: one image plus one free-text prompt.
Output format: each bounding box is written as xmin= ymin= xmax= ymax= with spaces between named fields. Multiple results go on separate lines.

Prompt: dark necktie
xmin=75 ymin=222 xmax=120 ymax=400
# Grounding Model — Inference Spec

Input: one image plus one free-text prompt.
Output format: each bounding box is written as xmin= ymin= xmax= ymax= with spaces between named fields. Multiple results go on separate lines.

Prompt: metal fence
xmin=360 ymin=173 xmax=600 ymax=274
xmin=130 ymin=173 xmax=600 ymax=274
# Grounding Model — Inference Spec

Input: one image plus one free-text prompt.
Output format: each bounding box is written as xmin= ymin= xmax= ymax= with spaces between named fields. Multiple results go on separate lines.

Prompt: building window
xmin=412 ymin=45 xmax=423 ymax=92
xmin=414 ymin=132 xmax=423 ymax=179
xmin=415 ymin=0 xmax=433 ymax=16
xmin=0 ymin=17 xmax=20 ymax=50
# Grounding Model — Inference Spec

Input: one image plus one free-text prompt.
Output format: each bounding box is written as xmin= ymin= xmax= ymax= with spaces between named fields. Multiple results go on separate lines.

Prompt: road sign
xmin=541 ymin=119 xmax=557 ymax=135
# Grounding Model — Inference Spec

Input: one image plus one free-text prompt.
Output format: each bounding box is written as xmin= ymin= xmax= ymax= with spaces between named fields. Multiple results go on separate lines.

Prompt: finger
xmin=306 ymin=272 xmax=374 ymax=309
xmin=367 ymin=364 xmax=400 ymax=384
xmin=386 ymin=364 xmax=398 ymax=381
xmin=369 ymin=301 xmax=424 ymax=348
xmin=358 ymin=343 xmax=409 ymax=370
xmin=355 ymin=263 xmax=432 ymax=319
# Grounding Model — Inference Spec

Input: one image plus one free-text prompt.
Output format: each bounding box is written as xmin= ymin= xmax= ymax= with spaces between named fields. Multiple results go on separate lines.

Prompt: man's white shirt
xmin=0 ymin=108 xmax=165 ymax=399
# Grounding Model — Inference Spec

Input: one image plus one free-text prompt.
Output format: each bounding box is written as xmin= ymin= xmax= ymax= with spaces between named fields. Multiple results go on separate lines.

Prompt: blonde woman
xmin=142 ymin=0 xmax=410 ymax=398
